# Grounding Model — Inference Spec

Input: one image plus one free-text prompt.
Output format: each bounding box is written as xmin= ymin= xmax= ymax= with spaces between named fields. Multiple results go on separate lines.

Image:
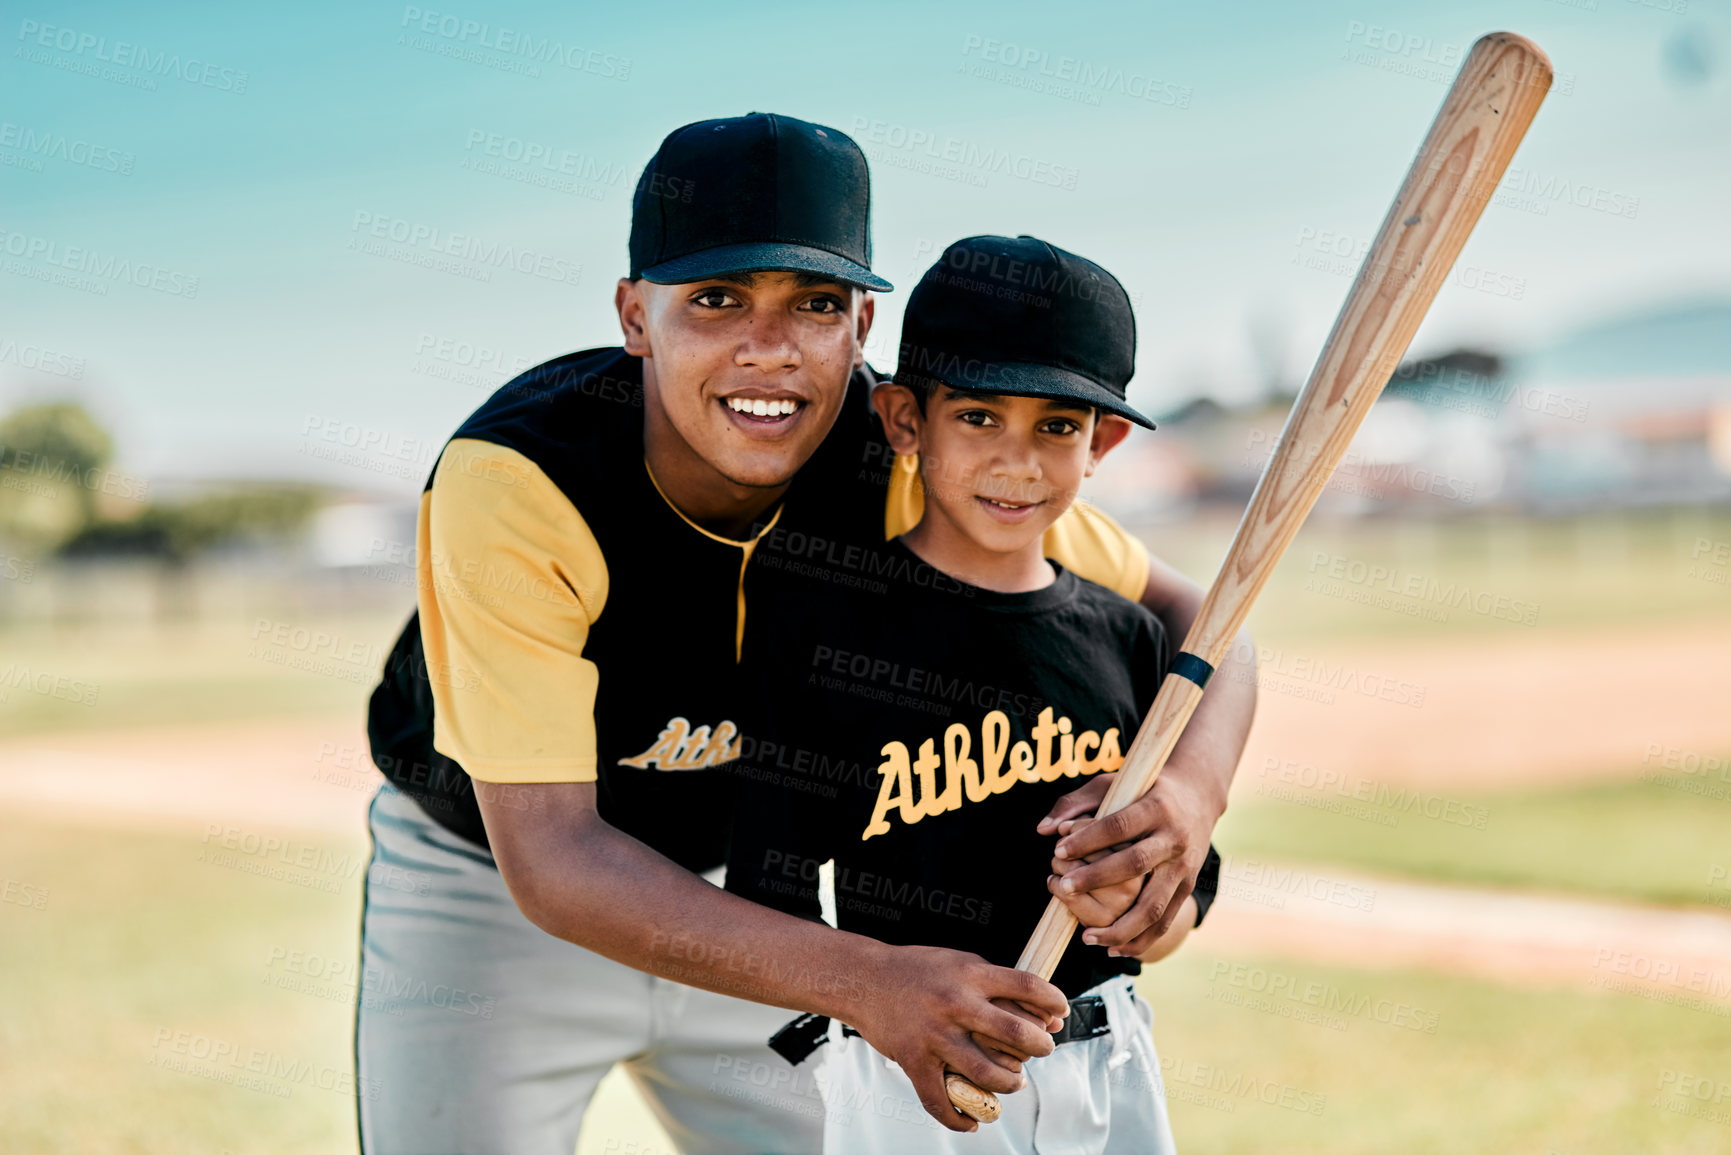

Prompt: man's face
xmin=618 ymin=271 xmax=874 ymax=489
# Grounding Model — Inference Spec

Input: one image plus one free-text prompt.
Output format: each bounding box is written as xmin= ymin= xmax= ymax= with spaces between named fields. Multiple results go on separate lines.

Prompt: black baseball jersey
xmin=725 ymin=538 xmax=1215 ymax=998
xmin=367 ymin=347 xmax=1154 ymax=872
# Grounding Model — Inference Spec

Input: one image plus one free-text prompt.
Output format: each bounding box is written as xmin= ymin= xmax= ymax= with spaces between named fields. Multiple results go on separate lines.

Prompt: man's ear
xmin=616 ymin=278 xmax=651 ymax=357
xmin=852 ymin=292 xmax=876 ymax=369
xmin=872 ymin=382 xmax=924 ymax=456
xmin=1084 ymin=414 xmax=1134 ymax=477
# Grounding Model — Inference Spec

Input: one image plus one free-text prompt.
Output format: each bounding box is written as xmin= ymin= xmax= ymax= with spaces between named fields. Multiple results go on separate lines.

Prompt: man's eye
xmin=693 ymin=289 xmax=738 ymax=308
xmin=1043 ymin=420 xmax=1080 ymax=435
xmin=803 ymin=294 xmax=845 ymax=314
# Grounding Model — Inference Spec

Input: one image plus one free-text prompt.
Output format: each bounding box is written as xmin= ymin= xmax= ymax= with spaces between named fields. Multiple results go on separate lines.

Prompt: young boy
xmin=727 ymin=235 xmax=1220 ymax=1152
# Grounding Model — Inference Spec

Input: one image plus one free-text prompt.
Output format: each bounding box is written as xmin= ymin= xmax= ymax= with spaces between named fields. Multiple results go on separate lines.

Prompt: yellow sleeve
xmin=882 ymin=452 xmax=1150 ymax=602
xmin=419 ymin=439 xmax=610 ymax=783
xmin=1041 ymin=497 xmax=1151 ymax=602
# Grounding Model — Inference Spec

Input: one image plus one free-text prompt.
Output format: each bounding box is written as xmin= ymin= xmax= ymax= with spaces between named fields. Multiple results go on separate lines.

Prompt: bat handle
xmin=943 ymin=664 xmax=1213 ymax=1121
xmin=944 ymin=1072 xmax=1004 ymax=1124
xmin=942 ymin=900 xmax=1081 ymax=1121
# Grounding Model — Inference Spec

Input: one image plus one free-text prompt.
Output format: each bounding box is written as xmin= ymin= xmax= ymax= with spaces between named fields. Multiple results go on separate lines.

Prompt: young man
xmin=727 ymin=235 xmax=1213 ymax=1151
xmin=361 ymin=115 xmax=1253 ymax=1153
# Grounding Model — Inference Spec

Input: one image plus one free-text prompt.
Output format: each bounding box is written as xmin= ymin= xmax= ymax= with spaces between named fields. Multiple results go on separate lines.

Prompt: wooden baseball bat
xmin=945 ymin=30 xmax=1552 ymax=1124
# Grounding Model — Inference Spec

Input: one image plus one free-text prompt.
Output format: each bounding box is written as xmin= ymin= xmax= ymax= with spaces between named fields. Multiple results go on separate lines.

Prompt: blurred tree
xmin=0 ymin=402 xmax=115 ymax=553
xmin=59 ymin=484 xmax=326 ymax=562
xmin=0 ymin=400 xmax=327 ymax=563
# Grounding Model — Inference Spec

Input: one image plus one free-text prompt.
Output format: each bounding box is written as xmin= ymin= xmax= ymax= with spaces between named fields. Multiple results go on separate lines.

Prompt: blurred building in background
xmin=1089 ymin=298 xmax=1731 ymax=525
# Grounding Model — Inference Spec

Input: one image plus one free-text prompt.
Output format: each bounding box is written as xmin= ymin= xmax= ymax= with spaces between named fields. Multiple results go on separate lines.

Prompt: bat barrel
xmin=1184 ymin=32 xmax=1552 ymax=666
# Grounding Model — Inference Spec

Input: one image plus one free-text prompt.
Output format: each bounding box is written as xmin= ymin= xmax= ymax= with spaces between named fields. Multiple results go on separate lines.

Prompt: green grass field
xmin=4 ymin=814 xmax=1729 ymax=1154
xmin=1144 ymin=944 xmax=1731 ymax=1155
xmin=0 ymin=815 xmax=366 ymax=1155
xmin=1219 ymin=773 xmax=1731 ymax=909
xmin=0 ymin=610 xmax=406 ymax=736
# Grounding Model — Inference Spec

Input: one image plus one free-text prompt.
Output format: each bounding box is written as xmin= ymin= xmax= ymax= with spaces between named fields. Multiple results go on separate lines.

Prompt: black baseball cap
xmin=896 ymin=235 xmax=1152 ymax=428
xmin=629 ymin=112 xmax=892 ymax=293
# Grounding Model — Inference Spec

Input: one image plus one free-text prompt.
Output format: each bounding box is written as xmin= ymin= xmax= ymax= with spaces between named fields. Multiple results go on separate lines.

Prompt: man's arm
xmin=479 ymin=783 xmax=1069 ymax=1134
xmin=1039 ymin=552 xmax=1256 ymax=956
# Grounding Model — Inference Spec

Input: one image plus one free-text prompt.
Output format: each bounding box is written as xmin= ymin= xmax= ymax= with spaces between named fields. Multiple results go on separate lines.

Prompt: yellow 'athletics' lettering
xmin=618 ymin=717 xmax=741 ymax=770
xmin=863 ymin=707 xmax=1122 ymax=839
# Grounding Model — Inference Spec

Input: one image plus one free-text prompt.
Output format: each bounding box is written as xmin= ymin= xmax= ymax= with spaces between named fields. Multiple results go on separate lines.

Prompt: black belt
xmin=769 ymin=994 xmax=1111 ymax=1066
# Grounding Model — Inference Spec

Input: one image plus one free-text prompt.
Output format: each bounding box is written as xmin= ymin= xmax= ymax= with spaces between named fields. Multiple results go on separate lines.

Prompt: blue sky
xmin=2 ymin=0 xmax=1726 ymax=492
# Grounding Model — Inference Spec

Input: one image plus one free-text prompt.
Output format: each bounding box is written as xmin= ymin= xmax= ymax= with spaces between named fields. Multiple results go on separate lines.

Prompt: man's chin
xmin=708 ymin=436 xmax=824 ymax=491
xmin=712 ymin=451 xmax=805 ymax=491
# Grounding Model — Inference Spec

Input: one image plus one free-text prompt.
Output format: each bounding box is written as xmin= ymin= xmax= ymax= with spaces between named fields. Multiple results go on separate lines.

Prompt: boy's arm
xmin=1041 ymin=552 xmax=1256 ymax=957
xmin=1050 ymin=821 xmax=1207 ymax=962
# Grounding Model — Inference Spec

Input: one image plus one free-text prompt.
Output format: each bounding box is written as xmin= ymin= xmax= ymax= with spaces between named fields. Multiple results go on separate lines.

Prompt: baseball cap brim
xmin=902 ymin=359 xmax=1155 ymax=429
xmin=638 ymin=241 xmax=893 ymax=292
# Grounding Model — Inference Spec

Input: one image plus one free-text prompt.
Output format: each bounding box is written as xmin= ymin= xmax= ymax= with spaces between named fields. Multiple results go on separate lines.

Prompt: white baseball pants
xmin=355 ymin=784 xmax=824 ymax=1155
xmin=812 ymin=976 xmax=1176 ymax=1155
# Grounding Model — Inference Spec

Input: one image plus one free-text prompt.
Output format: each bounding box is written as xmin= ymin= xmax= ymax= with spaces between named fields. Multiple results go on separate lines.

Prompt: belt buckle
xmin=1053 ymin=994 xmax=1108 ymax=1045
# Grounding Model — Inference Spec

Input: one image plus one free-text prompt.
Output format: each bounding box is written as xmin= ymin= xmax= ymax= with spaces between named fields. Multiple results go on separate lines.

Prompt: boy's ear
xmin=872 ymin=382 xmax=924 ymax=456
xmin=1084 ymin=414 xmax=1134 ymax=477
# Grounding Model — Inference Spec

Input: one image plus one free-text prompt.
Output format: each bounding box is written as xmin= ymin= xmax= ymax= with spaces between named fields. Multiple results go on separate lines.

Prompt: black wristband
xmin=1191 ymin=843 xmax=1222 ymax=928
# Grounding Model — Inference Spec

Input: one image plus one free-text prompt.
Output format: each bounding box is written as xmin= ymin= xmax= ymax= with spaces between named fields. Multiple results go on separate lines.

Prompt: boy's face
xmin=618 ymin=271 xmax=874 ymax=489
xmin=875 ymin=383 xmax=1132 ymax=556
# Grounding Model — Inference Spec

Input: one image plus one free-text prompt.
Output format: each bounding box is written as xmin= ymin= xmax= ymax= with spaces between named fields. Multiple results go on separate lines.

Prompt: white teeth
xmin=727 ymin=398 xmax=799 ymax=417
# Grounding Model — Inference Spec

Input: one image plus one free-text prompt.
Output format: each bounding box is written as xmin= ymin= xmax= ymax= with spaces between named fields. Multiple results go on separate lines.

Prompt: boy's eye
xmin=1041 ymin=418 xmax=1082 ymax=435
xmin=802 ymin=294 xmax=845 ymax=314
xmin=957 ymin=409 xmax=998 ymax=427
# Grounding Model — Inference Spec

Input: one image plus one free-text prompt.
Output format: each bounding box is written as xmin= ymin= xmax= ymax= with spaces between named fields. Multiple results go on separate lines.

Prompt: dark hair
xmin=894 ymin=370 xmax=944 ymax=415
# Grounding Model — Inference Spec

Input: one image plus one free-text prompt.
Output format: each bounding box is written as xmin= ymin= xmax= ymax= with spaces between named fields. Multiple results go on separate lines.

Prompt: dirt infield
xmin=1233 ymin=614 xmax=1731 ymax=792
xmin=0 ymin=716 xmax=375 ymax=838
xmin=1202 ymin=860 xmax=1731 ymax=997
xmin=2 ymin=615 xmax=1722 ymax=837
